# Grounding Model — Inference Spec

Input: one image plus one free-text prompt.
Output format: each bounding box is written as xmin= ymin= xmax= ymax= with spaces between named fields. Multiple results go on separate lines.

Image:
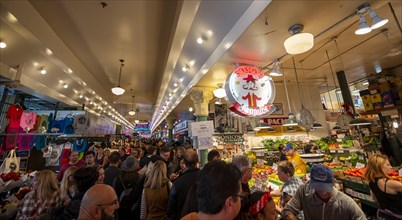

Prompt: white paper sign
xmin=257 ymin=159 xmax=264 ymax=165
xmin=272 ymin=163 xmax=278 ymax=170
xmin=189 ymin=121 xmax=214 ymax=137
xmin=355 ymin=162 xmax=365 ymax=168
xmin=338 ymin=150 xmax=344 ymax=153
xmin=399 ymin=168 xmax=402 ymax=177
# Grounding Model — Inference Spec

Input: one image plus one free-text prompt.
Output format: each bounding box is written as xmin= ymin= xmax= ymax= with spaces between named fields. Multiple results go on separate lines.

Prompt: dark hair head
xmin=73 ymin=166 xmax=98 ymax=193
xmin=197 ymin=160 xmax=241 ymax=214
xmin=109 ymin=151 xmax=121 ymax=164
xmin=85 ymin=151 xmax=95 ymax=157
xmin=278 ymin=144 xmax=285 ymax=151
xmin=147 ymin=146 xmax=157 ymax=155
xmin=207 ymin=150 xmax=220 ymax=162
xmin=160 ymin=146 xmax=170 ymax=153
xmin=184 ymin=149 xmax=199 ymax=167
xmin=277 ymin=160 xmax=295 ymax=176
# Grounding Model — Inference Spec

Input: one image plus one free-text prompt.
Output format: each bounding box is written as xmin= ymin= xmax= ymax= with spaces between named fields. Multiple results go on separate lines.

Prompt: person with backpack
xmin=113 ymin=156 xmax=141 ymax=220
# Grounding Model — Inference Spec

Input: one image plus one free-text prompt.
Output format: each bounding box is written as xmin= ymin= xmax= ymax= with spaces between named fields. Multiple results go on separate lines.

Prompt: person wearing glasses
xmin=365 ymin=154 xmax=402 ymax=218
xmin=181 ymin=160 xmax=242 ymax=220
xmin=78 ymin=184 xmax=119 ymax=220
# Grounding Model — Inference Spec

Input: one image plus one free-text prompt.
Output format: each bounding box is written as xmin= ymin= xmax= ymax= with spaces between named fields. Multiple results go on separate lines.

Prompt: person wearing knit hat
xmin=120 ymin=156 xmax=138 ymax=172
xmin=249 ymin=191 xmax=278 ymax=220
xmin=284 ymin=143 xmax=306 ymax=174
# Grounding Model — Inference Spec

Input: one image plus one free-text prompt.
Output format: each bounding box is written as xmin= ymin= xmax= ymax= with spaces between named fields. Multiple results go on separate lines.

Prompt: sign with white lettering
xmin=224 ymin=66 xmax=276 ymax=117
xmin=212 ymin=133 xmax=244 ymax=144
xmin=263 ymin=117 xmax=289 ymax=125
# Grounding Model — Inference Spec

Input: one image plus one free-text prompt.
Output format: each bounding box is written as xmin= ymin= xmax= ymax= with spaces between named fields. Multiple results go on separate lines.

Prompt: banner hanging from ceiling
xmin=224 ymin=66 xmax=276 ymax=117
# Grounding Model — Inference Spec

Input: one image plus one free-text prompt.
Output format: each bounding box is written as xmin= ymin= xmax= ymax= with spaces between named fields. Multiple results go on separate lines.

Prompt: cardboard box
xmin=379 ymin=82 xmax=391 ymax=92
xmin=370 ymin=93 xmax=382 ymax=103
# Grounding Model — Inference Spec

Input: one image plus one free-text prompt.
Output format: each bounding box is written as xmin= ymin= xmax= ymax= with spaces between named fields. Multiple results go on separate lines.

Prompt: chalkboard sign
xmin=16 ymin=150 xmax=30 ymax=158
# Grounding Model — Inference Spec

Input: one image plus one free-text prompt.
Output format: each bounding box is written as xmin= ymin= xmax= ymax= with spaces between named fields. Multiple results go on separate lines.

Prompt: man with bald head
xmin=78 ymin=184 xmax=119 ymax=220
xmin=167 ymin=149 xmax=200 ymax=220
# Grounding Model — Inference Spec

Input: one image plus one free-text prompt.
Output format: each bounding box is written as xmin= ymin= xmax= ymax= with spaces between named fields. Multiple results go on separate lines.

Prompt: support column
xmin=337 ymin=71 xmax=355 ymax=115
xmin=190 ymin=87 xmax=214 ymax=167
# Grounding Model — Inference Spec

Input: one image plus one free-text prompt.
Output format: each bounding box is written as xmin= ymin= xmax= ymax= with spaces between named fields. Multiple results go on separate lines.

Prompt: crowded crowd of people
xmin=11 ymin=138 xmax=402 ymax=220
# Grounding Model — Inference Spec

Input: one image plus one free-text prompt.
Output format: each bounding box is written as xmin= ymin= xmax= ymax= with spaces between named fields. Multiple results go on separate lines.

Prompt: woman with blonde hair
xmin=16 ymin=170 xmax=61 ymax=219
xmin=140 ymin=160 xmax=172 ymax=220
xmin=60 ymin=166 xmax=78 ymax=206
xmin=365 ymin=154 xmax=402 ymax=216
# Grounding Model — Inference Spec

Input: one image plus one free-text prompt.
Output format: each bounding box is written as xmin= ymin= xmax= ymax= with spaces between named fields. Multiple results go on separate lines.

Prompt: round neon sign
xmin=224 ymin=66 xmax=276 ymax=117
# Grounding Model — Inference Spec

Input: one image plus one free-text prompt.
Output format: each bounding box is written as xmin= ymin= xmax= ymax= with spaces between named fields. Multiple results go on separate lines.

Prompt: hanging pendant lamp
xmin=253 ymin=119 xmax=272 ymax=131
xmin=111 ymin=59 xmax=125 ymax=95
xmin=128 ymin=93 xmax=135 ymax=116
xmin=284 ymin=24 xmax=314 ymax=54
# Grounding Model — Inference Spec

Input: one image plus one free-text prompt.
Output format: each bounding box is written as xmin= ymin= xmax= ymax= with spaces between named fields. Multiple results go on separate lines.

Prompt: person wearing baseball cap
xmin=284 ymin=143 xmax=306 ymax=174
xmin=282 ymin=164 xmax=366 ymax=220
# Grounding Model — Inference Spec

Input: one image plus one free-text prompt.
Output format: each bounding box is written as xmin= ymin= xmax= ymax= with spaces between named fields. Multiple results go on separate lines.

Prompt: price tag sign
xmin=359 ymin=156 xmax=364 ymax=160
xmin=345 ymin=161 xmax=352 ymax=167
xmin=355 ymin=162 xmax=365 ymax=168
xmin=330 ymin=149 xmax=336 ymax=153
xmin=399 ymin=168 xmax=402 ymax=177
xmin=338 ymin=150 xmax=344 ymax=153
xmin=257 ymin=159 xmax=264 ymax=165
xmin=316 ymin=150 xmax=321 ymax=154
xmin=272 ymin=163 xmax=278 ymax=170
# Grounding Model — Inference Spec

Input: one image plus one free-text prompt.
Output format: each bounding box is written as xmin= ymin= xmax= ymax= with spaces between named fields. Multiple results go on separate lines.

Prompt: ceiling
xmin=0 ymin=0 xmax=401 ymax=132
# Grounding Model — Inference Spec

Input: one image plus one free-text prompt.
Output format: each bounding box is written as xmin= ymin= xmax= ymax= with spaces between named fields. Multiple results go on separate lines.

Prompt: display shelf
xmin=340 ymin=178 xmax=379 ymax=209
xmin=360 ymin=105 xmax=402 ymax=115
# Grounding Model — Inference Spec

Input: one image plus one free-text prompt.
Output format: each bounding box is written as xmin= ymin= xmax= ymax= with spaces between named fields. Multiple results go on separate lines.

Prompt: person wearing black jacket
xmin=113 ymin=156 xmax=141 ymax=220
xmin=167 ymin=149 xmax=200 ymax=220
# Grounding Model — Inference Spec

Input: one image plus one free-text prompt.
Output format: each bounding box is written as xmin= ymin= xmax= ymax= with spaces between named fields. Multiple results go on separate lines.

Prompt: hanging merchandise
xmin=35 ymin=135 xmax=47 ymax=150
xmin=4 ymin=126 xmax=19 ymax=150
xmin=39 ymin=114 xmax=49 ymax=131
xmin=73 ymin=139 xmax=88 ymax=152
xmin=45 ymin=144 xmax=62 ymax=167
xmin=5 ymin=105 xmax=24 ymax=129
xmin=0 ymin=149 xmax=21 ymax=173
xmin=32 ymin=115 xmax=42 ymax=132
xmin=73 ymin=114 xmax=90 ymax=134
xmin=59 ymin=142 xmax=73 ymax=168
xmin=17 ymin=130 xmax=32 ymax=151
xmin=50 ymin=117 xmax=66 ymax=133
xmin=47 ymin=113 xmax=54 ymax=133
xmin=64 ymin=117 xmax=75 ymax=134
xmin=19 ymin=111 xmax=36 ymax=132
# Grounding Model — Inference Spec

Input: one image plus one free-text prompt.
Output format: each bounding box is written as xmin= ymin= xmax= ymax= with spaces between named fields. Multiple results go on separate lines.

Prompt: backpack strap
xmin=119 ymin=175 xmax=127 ymax=190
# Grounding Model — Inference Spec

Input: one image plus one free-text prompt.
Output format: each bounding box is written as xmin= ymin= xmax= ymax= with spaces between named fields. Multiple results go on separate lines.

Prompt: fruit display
xmin=323 ymin=162 xmax=350 ymax=170
xmin=388 ymin=169 xmax=402 ymax=182
xmin=252 ymin=164 xmax=275 ymax=179
xmin=343 ymin=168 xmax=366 ymax=178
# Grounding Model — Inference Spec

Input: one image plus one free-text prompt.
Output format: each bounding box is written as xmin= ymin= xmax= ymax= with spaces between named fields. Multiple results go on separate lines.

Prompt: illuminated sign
xmin=224 ymin=66 xmax=276 ymax=117
xmin=134 ymin=123 xmax=150 ymax=131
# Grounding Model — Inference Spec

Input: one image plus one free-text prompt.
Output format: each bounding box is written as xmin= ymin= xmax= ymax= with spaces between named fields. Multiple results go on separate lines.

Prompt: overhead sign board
xmin=224 ymin=66 xmax=276 ymax=117
xmin=189 ymin=120 xmax=214 ymax=137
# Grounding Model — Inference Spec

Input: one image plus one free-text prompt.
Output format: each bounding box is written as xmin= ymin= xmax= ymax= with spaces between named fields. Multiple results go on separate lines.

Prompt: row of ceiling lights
xmin=33 ymin=58 xmax=133 ymax=129
xmin=153 ymin=32 xmax=212 ymax=128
